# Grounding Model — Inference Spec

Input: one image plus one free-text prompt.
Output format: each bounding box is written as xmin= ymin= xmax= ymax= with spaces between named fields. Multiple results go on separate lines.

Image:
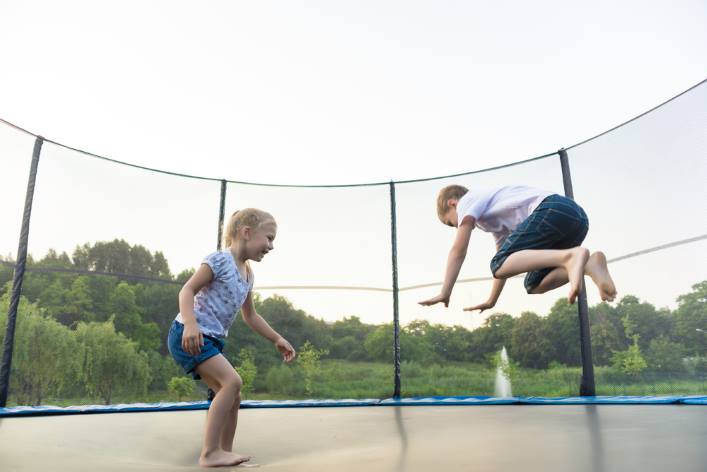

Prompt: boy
xmin=419 ymin=185 xmax=616 ymax=311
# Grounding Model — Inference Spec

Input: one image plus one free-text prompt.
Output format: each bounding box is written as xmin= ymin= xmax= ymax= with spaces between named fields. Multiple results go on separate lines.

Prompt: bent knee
xmin=228 ymin=375 xmax=243 ymax=392
xmin=528 ymin=286 xmax=546 ymax=294
xmin=218 ymin=372 xmax=242 ymax=394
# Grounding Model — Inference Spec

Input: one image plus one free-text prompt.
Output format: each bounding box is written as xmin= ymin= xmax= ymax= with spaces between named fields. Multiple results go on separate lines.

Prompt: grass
xmin=6 ymin=361 xmax=705 ymax=406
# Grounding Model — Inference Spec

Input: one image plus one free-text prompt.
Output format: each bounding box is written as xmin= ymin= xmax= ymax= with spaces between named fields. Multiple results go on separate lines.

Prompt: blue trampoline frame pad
xmin=1 ymin=395 xmax=705 ymax=417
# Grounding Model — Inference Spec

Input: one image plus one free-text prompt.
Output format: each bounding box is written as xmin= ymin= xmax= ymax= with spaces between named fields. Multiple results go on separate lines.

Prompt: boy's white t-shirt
xmin=456 ymin=185 xmax=553 ymax=246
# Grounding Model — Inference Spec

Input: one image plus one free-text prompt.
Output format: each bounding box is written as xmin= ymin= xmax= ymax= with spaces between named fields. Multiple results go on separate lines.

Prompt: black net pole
xmin=0 ymin=136 xmax=44 ymax=407
xmin=558 ymin=148 xmax=596 ymax=396
xmin=389 ymin=182 xmax=401 ymax=399
xmin=217 ymin=179 xmax=227 ymax=250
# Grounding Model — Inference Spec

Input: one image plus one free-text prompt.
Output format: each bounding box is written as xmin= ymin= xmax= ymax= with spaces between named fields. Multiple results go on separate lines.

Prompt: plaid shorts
xmin=490 ymin=194 xmax=589 ymax=293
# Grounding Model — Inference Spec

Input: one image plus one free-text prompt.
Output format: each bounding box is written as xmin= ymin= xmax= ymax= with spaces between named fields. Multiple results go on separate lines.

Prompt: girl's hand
xmin=275 ymin=337 xmax=296 ymax=363
xmin=182 ymin=322 xmax=204 ymax=355
xmin=464 ymin=300 xmax=495 ymax=313
xmin=418 ymin=293 xmax=450 ymax=308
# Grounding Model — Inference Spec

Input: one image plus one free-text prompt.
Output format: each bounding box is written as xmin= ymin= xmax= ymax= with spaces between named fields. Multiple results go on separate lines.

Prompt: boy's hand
xmin=418 ymin=294 xmax=450 ymax=308
xmin=275 ymin=337 xmax=296 ymax=363
xmin=464 ymin=300 xmax=495 ymax=313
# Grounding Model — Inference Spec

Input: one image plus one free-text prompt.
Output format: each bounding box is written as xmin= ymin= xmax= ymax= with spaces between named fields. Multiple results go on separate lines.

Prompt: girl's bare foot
xmin=565 ymin=247 xmax=589 ymax=304
xmin=585 ymin=251 xmax=617 ymax=302
xmin=199 ymin=450 xmax=251 ymax=468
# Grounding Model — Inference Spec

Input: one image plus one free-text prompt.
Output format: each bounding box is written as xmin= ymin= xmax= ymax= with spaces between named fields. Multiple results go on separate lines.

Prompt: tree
xmin=672 ymin=281 xmax=707 ymax=356
xmin=108 ymin=282 xmax=159 ymax=351
xmin=611 ymin=339 xmax=647 ymax=377
xmin=72 ymin=239 xmax=173 ymax=280
xmin=545 ymin=299 xmax=581 ymax=366
xmin=330 ymin=335 xmax=368 ymax=361
xmin=168 ymin=377 xmax=195 ymax=401
xmin=235 ymin=348 xmax=258 ymax=397
xmin=0 ymin=296 xmax=78 ymax=405
xmin=589 ymin=302 xmax=624 ymax=366
xmin=469 ymin=313 xmax=514 ymax=361
xmin=610 ymin=313 xmax=648 ymax=377
xmin=74 ymin=319 xmax=150 ymax=404
xmin=330 ymin=316 xmax=374 ymax=360
xmin=645 ymin=337 xmax=685 ymax=373
xmin=297 ymin=341 xmax=328 ymax=396
xmin=509 ymin=312 xmax=552 ymax=369
xmin=402 ymin=320 xmax=438 ymax=364
xmin=265 ymin=365 xmax=296 ymax=396
xmin=615 ymin=295 xmax=672 ymax=351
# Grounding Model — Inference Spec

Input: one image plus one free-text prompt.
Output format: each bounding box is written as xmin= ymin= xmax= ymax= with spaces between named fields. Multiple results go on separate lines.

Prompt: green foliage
xmin=168 ymin=376 xmax=195 ymax=401
xmin=589 ymin=302 xmax=625 ymax=365
xmin=2 ymin=242 xmax=705 ymax=404
xmin=235 ymin=348 xmax=258 ymax=397
xmin=297 ymin=341 xmax=329 ymax=396
xmin=546 ymin=299 xmax=581 ymax=365
xmin=673 ymin=281 xmax=707 ymax=356
xmin=467 ymin=313 xmax=514 ymax=363
xmin=611 ymin=337 xmax=648 ymax=377
xmin=265 ymin=365 xmax=297 ymax=396
xmin=645 ymin=337 xmax=685 ymax=373
xmin=74 ymin=319 xmax=151 ymax=404
xmin=509 ymin=312 xmax=552 ymax=369
xmin=617 ymin=295 xmax=673 ymax=351
xmin=0 ymin=296 xmax=78 ymax=405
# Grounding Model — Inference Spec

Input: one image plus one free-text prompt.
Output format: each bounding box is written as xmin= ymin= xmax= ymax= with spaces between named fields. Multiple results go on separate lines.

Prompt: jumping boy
xmin=419 ymin=185 xmax=617 ymax=311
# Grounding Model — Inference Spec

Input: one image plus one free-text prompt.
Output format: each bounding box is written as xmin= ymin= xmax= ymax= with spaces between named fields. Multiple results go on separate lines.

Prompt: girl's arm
xmin=179 ymin=264 xmax=214 ymax=355
xmin=419 ymin=217 xmax=475 ymax=307
xmin=241 ymin=291 xmax=296 ymax=362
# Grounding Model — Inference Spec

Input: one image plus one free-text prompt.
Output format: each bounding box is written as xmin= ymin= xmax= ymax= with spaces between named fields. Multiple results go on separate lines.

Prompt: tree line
xmin=0 ymin=239 xmax=704 ymax=404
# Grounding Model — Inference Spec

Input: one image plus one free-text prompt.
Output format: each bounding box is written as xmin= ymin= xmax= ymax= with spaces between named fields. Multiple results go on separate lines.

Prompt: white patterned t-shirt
xmin=175 ymin=250 xmax=253 ymax=338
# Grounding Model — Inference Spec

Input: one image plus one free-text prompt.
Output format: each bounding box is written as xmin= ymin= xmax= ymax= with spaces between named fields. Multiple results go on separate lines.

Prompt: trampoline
xmin=1 ymin=77 xmax=706 ymax=472
xmin=1 ymin=397 xmax=706 ymax=471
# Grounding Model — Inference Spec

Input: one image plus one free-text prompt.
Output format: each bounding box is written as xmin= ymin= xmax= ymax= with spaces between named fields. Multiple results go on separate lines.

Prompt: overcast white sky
xmin=2 ymin=0 xmax=706 ymax=183
xmin=1 ymin=1 xmax=706 ymax=326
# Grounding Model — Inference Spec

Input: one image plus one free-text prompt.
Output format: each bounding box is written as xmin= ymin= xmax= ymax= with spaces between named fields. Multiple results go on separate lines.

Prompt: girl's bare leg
xmin=195 ymin=355 xmax=250 ymax=468
xmin=219 ymin=392 xmax=240 ymax=452
xmin=495 ymin=247 xmax=589 ymax=303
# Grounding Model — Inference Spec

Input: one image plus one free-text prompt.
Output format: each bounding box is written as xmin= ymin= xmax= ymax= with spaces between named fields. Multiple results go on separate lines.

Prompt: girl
xmin=168 ymin=208 xmax=296 ymax=467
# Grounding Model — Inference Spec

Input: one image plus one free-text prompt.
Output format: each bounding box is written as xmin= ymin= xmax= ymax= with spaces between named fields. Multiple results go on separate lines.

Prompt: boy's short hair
xmin=436 ymin=184 xmax=469 ymax=223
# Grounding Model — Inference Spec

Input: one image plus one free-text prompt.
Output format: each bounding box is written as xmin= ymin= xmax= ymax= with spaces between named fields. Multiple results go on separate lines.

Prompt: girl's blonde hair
xmin=436 ymin=184 xmax=468 ymax=222
xmin=223 ymin=208 xmax=276 ymax=248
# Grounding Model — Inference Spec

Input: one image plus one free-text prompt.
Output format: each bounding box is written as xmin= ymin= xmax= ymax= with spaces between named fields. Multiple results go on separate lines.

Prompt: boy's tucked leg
xmin=500 ymin=247 xmax=588 ymax=303
xmin=492 ymin=194 xmax=591 ymax=303
xmin=527 ymin=267 xmax=568 ymax=294
xmin=585 ymin=251 xmax=617 ymax=301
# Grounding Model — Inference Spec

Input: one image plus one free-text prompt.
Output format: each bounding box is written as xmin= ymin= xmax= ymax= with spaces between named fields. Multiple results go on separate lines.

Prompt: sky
xmin=1 ymin=1 xmax=706 ymax=328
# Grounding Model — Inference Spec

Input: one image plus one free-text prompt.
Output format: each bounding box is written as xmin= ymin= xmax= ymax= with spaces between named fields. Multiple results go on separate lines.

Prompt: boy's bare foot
xmin=199 ymin=450 xmax=251 ymax=468
xmin=585 ymin=251 xmax=617 ymax=302
xmin=565 ymin=247 xmax=589 ymax=304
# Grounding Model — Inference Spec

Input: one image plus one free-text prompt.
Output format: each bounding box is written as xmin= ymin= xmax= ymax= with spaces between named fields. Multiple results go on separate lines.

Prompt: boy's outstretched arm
xmin=241 ymin=291 xmax=296 ymax=362
xmin=465 ymin=278 xmax=506 ymax=312
xmin=419 ymin=218 xmax=474 ymax=307
xmin=465 ymin=239 xmax=507 ymax=312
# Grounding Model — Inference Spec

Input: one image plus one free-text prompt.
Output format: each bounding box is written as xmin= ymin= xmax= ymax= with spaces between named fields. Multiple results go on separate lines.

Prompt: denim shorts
xmin=490 ymin=194 xmax=589 ymax=293
xmin=167 ymin=320 xmax=225 ymax=380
